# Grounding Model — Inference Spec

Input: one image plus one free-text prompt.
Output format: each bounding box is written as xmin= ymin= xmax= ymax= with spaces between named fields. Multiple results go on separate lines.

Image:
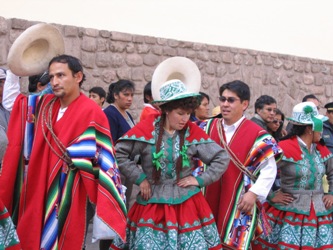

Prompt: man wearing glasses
xmin=203 ymin=80 xmax=281 ymax=249
xmin=250 ymin=95 xmax=277 ymax=131
xmin=322 ymin=102 xmax=333 ymax=153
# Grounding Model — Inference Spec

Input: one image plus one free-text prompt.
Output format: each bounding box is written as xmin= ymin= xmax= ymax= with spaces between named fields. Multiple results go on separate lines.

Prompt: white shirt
xmin=2 ymin=70 xmax=20 ymax=112
xmin=222 ymin=116 xmax=277 ymax=202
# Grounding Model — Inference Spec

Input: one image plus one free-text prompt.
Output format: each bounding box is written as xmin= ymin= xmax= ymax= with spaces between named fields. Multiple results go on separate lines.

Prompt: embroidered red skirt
xmin=112 ymin=192 xmax=222 ymax=249
xmin=252 ymin=202 xmax=333 ymax=249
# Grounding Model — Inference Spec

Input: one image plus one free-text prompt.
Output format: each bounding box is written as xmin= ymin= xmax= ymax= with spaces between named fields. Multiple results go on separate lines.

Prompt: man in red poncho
xmin=0 ymin=54 xmax=127 ymax=249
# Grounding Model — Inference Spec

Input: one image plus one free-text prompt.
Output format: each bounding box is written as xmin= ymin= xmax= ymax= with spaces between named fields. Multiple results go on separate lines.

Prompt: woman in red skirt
xmin=111 ymin=57 xmax=229 ymax=249
xmin=253 ymin=102 xmax=333 ymax=249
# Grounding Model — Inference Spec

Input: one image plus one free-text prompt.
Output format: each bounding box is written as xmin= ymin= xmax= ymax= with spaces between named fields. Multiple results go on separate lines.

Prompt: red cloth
xmin=139 ymin=105 xmax=160 ymax=122
xmin=0 ymin=93 xmax=126 ymax=249
xmin=205 ymin=118 xmax=264 ymax=240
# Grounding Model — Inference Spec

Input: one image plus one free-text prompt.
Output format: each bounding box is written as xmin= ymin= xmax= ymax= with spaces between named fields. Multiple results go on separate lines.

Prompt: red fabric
xmin=124 ymin=114 xmax=211 ymax=143
xmin=0 ymin=93 xmax=126 ymax=249
xmin=0 ymin=94 xmax=27 ymax=212
xmin=205 ymin=118 xmax=264 ymax=240
xmin=279 ymin=136 xmax=332 ymax=161
xmin=139 ymin=106 xmax=160 ymax=122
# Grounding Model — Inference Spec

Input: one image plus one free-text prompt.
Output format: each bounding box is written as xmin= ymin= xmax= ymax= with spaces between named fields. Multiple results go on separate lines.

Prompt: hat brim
xmin=152 ymin=57 xmax=201 ymax=102
xmin=7 ymin=23 xmax=65 ymax=76
xmin=287 ymin=114 xmax=328 ymax=125
xmin=152 ymin=92 xmax=200 ymax=106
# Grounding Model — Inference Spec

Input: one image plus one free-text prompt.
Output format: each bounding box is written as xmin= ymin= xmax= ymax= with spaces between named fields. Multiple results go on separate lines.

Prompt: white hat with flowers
xmin=287 ymin=101 xmax=328 ymax=132
xmin=151 ymin=57 xmax=201 ymax=105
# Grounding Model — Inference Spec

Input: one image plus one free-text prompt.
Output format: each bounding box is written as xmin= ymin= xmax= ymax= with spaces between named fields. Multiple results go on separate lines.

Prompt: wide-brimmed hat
xmin=7 ymin=23 xmax=65 ymax=77
xmin=151 ymin=57 xmax=201 ymax=105
xmin=287 ymin=101 xmax=328 ymax=132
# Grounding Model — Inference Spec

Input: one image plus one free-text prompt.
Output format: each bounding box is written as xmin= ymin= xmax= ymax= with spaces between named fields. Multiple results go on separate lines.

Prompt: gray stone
xmin=126 ymin=54 xmax=143 ymax=67
xmin=81 ymin=36 xmax=97 ymax=52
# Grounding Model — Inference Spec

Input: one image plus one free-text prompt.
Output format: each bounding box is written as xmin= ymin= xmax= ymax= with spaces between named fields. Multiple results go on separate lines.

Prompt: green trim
xmin=135 ymin=173 xmax=147 ymax=185
xmin=136 ymin=188 xmax=200 ymax=205
xmin=195 ymin=177 xmax=204 ymax=187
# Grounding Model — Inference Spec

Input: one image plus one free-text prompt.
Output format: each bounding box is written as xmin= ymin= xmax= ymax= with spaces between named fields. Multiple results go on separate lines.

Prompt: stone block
xmin=133 ymin=35 xmax=144 ymax=44
xmin=109 ymin=41 xmax=126 ymax=53
xmin=197 ymin=51 xmax=209 ymax=61
xmin=137 ymin=44 xmax=150 ymax=54
xmin=163 ymin=47 xmax=177 ymax=56
xmin=151 ymin=46 xmax=163 ymax=55
xmin=102 ymin=69 xmax=117 ymax=83
xmin=132 ymin=68 xmax=143 ymax=81
xmin=186 ymin=50 xmax=196 ymax=59
xmin=234 ymin=54 xmax=242 ymax=65
xmin=143 ymin=54 xmax=159 ymax=66
xmin=81 ymin=36 xmax=97 ymax=52
xmin=110 ymin=54 xmax=125 ymax=68
xmin=96 ymin=52 xmax=110 ymax=67
xmin=111 ymin=31 xmax=132 ymax=42
xmin=64 ymin=25 xmax=78 ymax=37
xmin=100 ymin=30 xmax=111 ymax=38
xmin=116 ymin=68 xmax=131 ymax=79
xmin=126 ymin=44 xmax=135 ymax=53
xmin=97 ymin=38 xmax=109 ymax=52
xmin=0 ymin=17 xmax=8 ymax=35
xmin=81 ymin=52 xmax=95 ymax=69
xmin=168 ymin=39 xmax=179 ymax=48
xmin=222 ymin=52 xmax=232 ymax=64
xmin=126 ymin=54 xmax=143 ymax=67
xmin=145 ymin=36 xmax=157 ymax=44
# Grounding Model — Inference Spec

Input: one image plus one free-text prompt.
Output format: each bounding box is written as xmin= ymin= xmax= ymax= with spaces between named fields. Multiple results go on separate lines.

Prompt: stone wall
xmin=1 ymin=16 xmax=332 ymax=121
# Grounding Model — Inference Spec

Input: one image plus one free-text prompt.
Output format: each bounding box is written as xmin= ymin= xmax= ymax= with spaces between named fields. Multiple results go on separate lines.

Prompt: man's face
xmin=257 ymin=103 xmax=277 ymax=123
xmin=219 ymin=89 xmax=249 ymax=125
xmin=49 ymin=62 xmax=82 ymax=101
xmin=326 ymin=110 xmax=333 ymax=124
xmin=195 ymin=97 xmax=210 ymax=120
xmin=89 ymin=92 xmax=104 ymax=108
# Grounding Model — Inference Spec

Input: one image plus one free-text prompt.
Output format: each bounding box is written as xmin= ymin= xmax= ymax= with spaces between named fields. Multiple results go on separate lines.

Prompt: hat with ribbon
xmin=287 ymin=101 xmax=328 ymax=132
xmin=151 ymin=57 xmax=201 ymax=105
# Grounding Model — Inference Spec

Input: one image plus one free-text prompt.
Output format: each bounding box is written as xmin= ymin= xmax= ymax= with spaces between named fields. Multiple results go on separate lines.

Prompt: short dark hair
xmin=89 ymin=87 xmax=106 ymax=99
xmin=143 ymin=81 xmax=152 ymax=103
xmin=302 ymin=94 xmax=318 ymax=102
xmin=219 ymin=80 xmax=250 ymax=102
xmin=28 ymin=71 xmax=50 ymax=93
xmin=198 ymin=91 xmax=210 ymax=104
xmin=48 ymin=54 xmax=86 ymax=86
xmin=106 ymin=79 xmax=135 ymax=104
xmin=254 ymin=95 xmax=276 ymax=113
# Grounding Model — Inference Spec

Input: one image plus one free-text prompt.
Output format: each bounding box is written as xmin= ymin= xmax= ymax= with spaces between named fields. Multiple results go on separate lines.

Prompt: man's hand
xmin=270 ymin=190 xmax=294 ymax=205
xmin=139 ymin=179 xmax=152 ymax=201
xmin=237 ymin=191 xmax=257 ymax=213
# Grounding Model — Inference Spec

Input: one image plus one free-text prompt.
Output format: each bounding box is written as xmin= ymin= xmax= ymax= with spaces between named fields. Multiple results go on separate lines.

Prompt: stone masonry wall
xmin=1 ymin=16 xmax=333 ymax=121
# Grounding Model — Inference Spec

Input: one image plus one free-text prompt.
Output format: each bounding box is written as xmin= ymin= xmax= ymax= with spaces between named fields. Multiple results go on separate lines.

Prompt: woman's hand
xmin=323 ymin=194 xmax=333 ymax=209
xmin=237 ymin=191 xmax=257 ymax=213
xmin=270 ymin=190 xmax=294 ymax=205
xmin=139 ymin=179 xmax=152 ymax=201
xmin=177 ymin=176 xmax=199 ymax=187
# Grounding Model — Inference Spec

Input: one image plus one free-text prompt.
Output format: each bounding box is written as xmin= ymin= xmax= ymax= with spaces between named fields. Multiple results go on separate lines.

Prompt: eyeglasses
xmin=272 ymin=119 xmax=283 ymax=125
xmin=264 ymin=108 xmax=277 ymax=113
xmin=219 ymin=96 xmax=240 ymax=103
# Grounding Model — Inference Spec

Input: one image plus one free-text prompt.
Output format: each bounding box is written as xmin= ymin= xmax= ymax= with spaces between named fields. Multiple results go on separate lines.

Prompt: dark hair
xmin=254 ymin=95 xmax=277 ymax=113
xmin=302 ymin=94 xmax=318 ymax=102
xmin=271 ymin=108 xmax=285 ymax=141
xmin=160 ymin=97 xmax=199 ymax=114
xmin=106 ymin=79 xmax=135 ymax=104
xmin=219 ymin=80 xmax=250 ymax=102
xmin=143 ymin=81 xmax=152 ymax=103
xmin=280 ymin=124 xmax=309 ymax=141
xmin=28 ymin=71 xmax=50 ymax=93
xmin=48 ymin=54 xmax=86 ymax=86
xmin=89 ymin=87 xmax=106 ymax=98
xmin=198 ymin=91 xmax=210 ymax=104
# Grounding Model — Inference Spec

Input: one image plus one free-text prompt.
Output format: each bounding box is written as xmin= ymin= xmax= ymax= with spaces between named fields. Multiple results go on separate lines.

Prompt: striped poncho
xmin=0 ymin=93 xmax=127 ymax=249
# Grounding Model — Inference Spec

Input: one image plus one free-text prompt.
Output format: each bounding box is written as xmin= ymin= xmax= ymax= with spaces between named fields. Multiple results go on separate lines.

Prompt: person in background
xmin=203 ymin=80 xmax=281 ymax=249
xmin=89 ymin=86 xmax=106 ymax=109
xmin=322 ymin=102 xmax=333 ymax=153
xmin=250 ymin=94 xmax=277 ymax=131
xmin=104 ymin=79 xmax=135 ymax=143
xmin=111 ymin=56 xmax=230 ymax=249
xmin=254 ymin=101 xmax=333 ymax=249
xmin=0 ymin=54 xmax=127 ymax=249
xmin=0 ymin=68 xmax=9 ymax=167
xmin=286 ymin=94 xmax=321 ymax=133
xmin=190 ymin=91 xmax=210 ymax=121
xmin=267 ymin=108 xmax=286 ymax=142
xmin=139 ymin=81 xmax=160 ymax=121
xmin=102 ymin=79 xmax=136 ymax=249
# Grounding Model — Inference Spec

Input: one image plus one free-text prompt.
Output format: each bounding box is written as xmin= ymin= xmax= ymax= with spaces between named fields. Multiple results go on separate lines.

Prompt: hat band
xmin=160 ymin=80 xmax=186 ymax=101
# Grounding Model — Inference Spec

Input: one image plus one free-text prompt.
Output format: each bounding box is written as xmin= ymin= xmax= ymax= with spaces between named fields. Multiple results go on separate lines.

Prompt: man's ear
xmin=74 ymin=71 xmax=83 ymax=84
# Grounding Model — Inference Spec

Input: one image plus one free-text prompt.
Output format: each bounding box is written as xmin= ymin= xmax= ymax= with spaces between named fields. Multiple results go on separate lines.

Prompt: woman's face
xmin=194 ymin=97 xmax=210 ymax=120
xmin=267 ymin=114 xmax=283 ymax=132
xmin=114 ymin=88 xmax=134 ymax=110
xmin=166 ymin=108 xmax=191 ymax=131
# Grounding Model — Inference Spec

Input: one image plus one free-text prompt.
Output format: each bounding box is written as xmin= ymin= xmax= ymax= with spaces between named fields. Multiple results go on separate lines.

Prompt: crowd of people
xmin=1 ymin=50 xmax=333 ymax=250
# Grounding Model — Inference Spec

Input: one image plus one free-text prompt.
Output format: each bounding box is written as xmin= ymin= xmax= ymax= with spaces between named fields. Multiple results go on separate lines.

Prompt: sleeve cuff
xmin=135 ymin=173 xmax=147 ymax=185
xmin=195 ymin=177 xmax=204 ymax=187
